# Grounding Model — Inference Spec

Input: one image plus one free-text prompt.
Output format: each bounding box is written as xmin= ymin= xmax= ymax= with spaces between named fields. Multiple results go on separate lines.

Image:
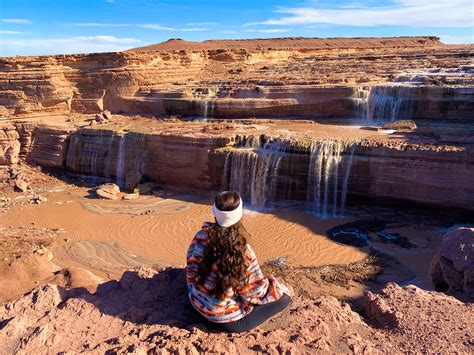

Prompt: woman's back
xmin=186 ymin=191 xmax=291 ymax=332
xmin=186 ymin=222 xmax=287 ymax=323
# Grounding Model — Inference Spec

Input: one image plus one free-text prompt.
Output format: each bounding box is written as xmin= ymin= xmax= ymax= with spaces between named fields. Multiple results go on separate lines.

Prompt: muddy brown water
xmin=1 ymin=186 xmax=446 ymax=294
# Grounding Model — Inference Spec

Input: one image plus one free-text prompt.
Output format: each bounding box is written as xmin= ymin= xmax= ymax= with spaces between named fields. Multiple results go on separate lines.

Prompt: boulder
xmin=14 ymin=178 xmax=30 ymax=192
xmin=125 ymin=170 xmax=143 ymax=192
xmin=430 ymin=227 xmax=474 ymax=299
xmin=123 ymin=192 xmax=139 ymax=200
xmin=102 ymin=110 xmax=112 ymax=120
xmin=382 ymin=120 xmax=417 ymax=131
xmin=96 ymin=183 xmax=120 ymax=200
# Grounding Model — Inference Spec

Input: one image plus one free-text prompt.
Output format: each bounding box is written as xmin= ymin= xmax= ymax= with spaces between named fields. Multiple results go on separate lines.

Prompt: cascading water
xmin=353 ymin=84 xmax=417 ymax=122
xmin=194 ymin=88 xmax=215 ymax=120
xmin=201 ymin=94 xmax=214 ymax=120
xmin=351 ymin=87 xmax=370 ymax=119
xmin=222 ymin=137 xmax=286 ymax=209
xmin=115 ymin=133 xmax=127 ymax=188
xmin=306 ymin=141 xmax=355 ymax=218
xmin=66 ymin=129 xmax=148 ymax=189
xmin=114 ymin=132 xmax=147 ymax=189
xmin=221 ymin=136 xmax=357 ymax=215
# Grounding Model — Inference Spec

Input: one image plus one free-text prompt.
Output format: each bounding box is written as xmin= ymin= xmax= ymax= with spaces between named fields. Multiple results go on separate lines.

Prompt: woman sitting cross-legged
xmin=186 ymin=191 xmax=292 ymax=333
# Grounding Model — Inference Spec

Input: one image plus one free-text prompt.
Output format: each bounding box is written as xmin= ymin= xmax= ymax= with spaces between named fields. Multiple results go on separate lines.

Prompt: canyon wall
xmin=19 ymin=125 xmax=473 ymax=212
xmin=1 ymin=37 xmax=472 ymax=121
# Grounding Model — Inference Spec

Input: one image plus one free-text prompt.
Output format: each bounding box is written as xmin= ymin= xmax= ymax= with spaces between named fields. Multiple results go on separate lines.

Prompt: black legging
xmin=203 ymin=294 xmax=292 ymax=333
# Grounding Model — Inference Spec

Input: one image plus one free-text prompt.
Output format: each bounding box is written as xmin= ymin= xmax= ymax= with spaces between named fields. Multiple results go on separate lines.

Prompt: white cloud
xmin=73 ymin=35 xmax=141 ymax=43
xmin=246 ymin=0 xmax=473 ymax=27
xmin=2 ymin=18 xmax=32 ymax=24
xmin=244 ymin=28 xmax=290 ymax=34
xmin=0 ymin=30 xmax=24 ymax=34
xmin=186 ymin=22 xmax=218 ymax=26
xmin=220 ymin=30 xmax=238 ymax=34
xmin=140 ymin=24 xmax=209 ymax=31
xmin=73 ymin=23 xmax=131 ymax=27
xmin=440 ymin=34 xmax=474 ymax=44
xmin=0 ymin=35 xmax=143 ymax=56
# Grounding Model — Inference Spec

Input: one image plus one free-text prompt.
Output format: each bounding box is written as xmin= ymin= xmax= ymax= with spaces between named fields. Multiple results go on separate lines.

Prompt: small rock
xmin=15 ymin=179 xmax=30 ymax=193
xmin=382 ymin=119 xmax=417 ymax=132
xmin=102 ymin=110 xmax=112 ymax=120
xmin=123 ymin=192 xmax=139 ymax=200
xmin=96 ymin=183 xmax=120 ymax=200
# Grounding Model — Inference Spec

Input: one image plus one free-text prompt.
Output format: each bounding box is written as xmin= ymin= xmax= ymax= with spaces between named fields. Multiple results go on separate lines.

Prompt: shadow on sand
xmin=72 ymin=267 xmax=203 ymax=328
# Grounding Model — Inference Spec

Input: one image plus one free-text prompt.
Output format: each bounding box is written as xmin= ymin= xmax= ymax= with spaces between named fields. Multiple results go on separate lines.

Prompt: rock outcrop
xmin=0 ymin=123 xmax=20 ymax=165
xmin=0 ymin=37 xmax=472 ymax=120
xmin=96 ymin=183 xmax=120 ymax=200
xmin=430 ymin=227 xmax=474 ymax=299
xmin=0 ymin=267 xmax=472 ymax=353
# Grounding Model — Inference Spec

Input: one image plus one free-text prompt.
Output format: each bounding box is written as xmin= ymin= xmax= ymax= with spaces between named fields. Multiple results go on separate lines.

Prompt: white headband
xmin=212 ymin=197 xmax=243 ymax=227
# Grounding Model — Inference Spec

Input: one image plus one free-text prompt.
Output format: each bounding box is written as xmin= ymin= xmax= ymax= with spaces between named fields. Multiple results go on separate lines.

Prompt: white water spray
xmin=306 ymin=140 xmax=355 ymax=218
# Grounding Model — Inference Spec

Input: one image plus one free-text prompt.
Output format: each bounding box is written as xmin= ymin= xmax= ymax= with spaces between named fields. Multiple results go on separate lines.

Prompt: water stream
xmin=221 ymin=136 xmax=357 ymax=216
xmin=353 ymin=84 xmax=418 ymax=122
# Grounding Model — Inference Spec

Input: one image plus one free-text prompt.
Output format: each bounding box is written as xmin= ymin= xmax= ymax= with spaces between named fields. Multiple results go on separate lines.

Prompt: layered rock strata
xmin=1 ymin=37 xmax=472 ymax=120
xmin=5 ymin=119 xmax=471 ymax=212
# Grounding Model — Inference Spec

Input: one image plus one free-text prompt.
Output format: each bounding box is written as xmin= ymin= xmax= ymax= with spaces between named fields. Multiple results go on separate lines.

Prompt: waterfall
xmin=196 ymin=90 xmax=215 ymax=120
xmin=221 ymin=136 xmax=357 ymax=215
xmin=115 ymin=133 xmax=126 ymax=188
xmin=115 ymin=132 xmax=147 ymax=189
xmin=66 ymin=129 xmax=147 ymax=189
xmin=306 ymin=141 xmax=355 ymax=218
xmin=351 ymin=87 xmax=370 ymax=119
xmin=353 ymin=85 xmax=417 ymax=122
xmin=222 ymin=138 xmax=286 ymax=209
xmin=201 ymin=96 xmax=214 ymax=120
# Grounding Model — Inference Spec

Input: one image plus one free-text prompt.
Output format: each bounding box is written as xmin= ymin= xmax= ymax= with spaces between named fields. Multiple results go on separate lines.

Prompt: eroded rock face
xmin=0 ymin=267 xmax=472 ymax=353
xmin=430 ymin=227 xmax=474 ymax=299
xmin=0 ymin=124 xmax=20 ymax=165
xmin=0 ymin=37 xmax=472 ymax=120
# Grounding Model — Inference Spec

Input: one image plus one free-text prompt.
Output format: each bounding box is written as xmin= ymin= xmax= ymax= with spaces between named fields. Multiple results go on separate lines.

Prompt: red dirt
xmin=127 ymin=36 xmax=443 ymax=52
xmin=0 ymin=266 xmax=472 ymax=354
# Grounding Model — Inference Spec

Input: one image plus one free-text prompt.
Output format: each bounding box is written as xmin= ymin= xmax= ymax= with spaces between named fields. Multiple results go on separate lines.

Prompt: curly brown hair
xmin=197 ymin=191 xmax=249 ymax=300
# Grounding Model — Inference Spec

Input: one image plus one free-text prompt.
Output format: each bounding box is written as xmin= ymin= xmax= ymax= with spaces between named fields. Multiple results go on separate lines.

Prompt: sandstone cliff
xmin=1 ymin=37 xmax=472 ymax=119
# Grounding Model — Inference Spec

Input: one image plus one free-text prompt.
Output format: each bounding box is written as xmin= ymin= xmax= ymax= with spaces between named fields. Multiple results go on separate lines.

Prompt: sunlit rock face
xmin=31 ymin=124 xmax=471 ymax=213
xmin=1 ymin=37 xmax=473 ymax=212
xmin=0 ymin=37 xmax=472 ymax=120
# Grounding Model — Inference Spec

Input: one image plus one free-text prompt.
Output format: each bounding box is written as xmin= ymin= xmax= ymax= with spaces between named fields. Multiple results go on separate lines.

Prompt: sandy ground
xmin=0 ymin=167 xmax=455 ymax=305
xmin=1 ymin=186 xmax=368 ymax=279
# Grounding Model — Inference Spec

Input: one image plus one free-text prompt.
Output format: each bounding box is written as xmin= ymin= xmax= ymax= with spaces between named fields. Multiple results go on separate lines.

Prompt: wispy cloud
xmin=140 ymin=24 xmax=209 ymax=31
xmin=105 ymin=0 xmax=115 ymax=3
xmin=71 ymin=22 xmax=209 ymax=31
xmin=186 ymin=22 xmax=218 ymax=26
xmin=220 ymin=30 xmax=238 ymax=34
xmin=2 ymin=18 xmax=32 ymax=24
xmin=0 ymin=30 xmax=25 ymax=34
xmin=73 ymin=23 xmax=131 ymax=27
xmin=245 ymin=0 xmax=473 ymax=28
xmin=244 ymin=28 xmax=290 ymax=34
xmin=0 ymin=35 xmax=143 ymax=56
xmin=440 ymin=34 xmax=474 ymax=44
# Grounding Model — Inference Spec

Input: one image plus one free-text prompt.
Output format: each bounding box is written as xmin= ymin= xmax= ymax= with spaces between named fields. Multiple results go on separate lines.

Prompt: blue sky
xmin=1 ymin=0 xmax=472 ymax=56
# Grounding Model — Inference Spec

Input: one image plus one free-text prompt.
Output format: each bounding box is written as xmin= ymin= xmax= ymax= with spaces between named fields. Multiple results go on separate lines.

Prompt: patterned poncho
xmin=186 ymin=222 xmax=289 ymax=323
